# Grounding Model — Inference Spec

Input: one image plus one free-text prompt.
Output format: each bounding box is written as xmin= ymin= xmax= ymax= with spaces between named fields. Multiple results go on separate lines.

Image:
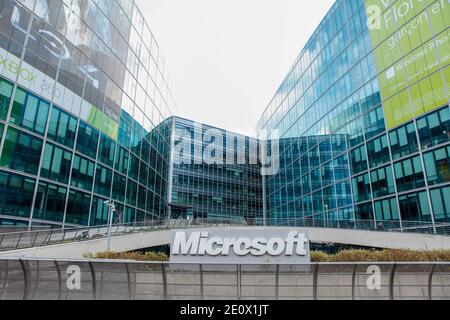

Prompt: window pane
xmin=40 ymin=143 xmax=72 ymax=184
xmin=76 ymin=121 xmax=99 ymax=158
xmin=47 ymin=106 xmax=77 ymax=148
xmin=126 ymin=179 xmax=137 ymax=206
xmin=395 ymin=156 xmax=425 ymax=192
xmin=98 ymin=134 xmax=116 ymax=167
xmin=65 ymin=189 xmax=91 ymax=225
xmin=94 ymin=164 xmax=112 ymax=197
xmin=367 ymin=135 xmax=389 ymax=168
xmin=90 ymin=196 xmax=109 ymax=226
xmin=33 ymin=182 xmax=66 ymax=222
xmin=112 ymin=173 xmax=126 ymax=202
xmin=10 ymin=88 xmax=49 ymax=135
xmin=0 ymin=170 xmax=35 ymax=218
xmin=399 ymin=191 xmax=432 ymax=223
xmin=364 ymin=106 xmax=385 ymax=139
xmin=371 ymin=165 xmax=395 ymax=198
xmin=389 ymin=122 xmax=419 ymax=160
xmin=0 ymin=127 xmax=43 ymax=175
xmin=352 ymin=173 xmax=371 ymax=203
xmin=417 ymin=106 xmax=450 ymax=148
xmin=424 ymin=146 xmax=450 ymax=186
xmin=350 ymin=145 xmax=367 ymax=174
xmin=71 ymin=155 xmax=95 ymax=191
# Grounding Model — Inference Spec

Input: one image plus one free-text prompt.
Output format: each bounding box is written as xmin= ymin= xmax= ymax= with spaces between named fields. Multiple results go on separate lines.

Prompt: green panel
xmin=365 ymin=0 xmax=450 ymax=129
xmin=87 ymin=107 xmax=119 ymax=141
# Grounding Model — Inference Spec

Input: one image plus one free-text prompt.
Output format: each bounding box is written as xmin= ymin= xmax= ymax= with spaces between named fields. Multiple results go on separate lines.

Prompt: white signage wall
xmin=170 ymin=228 xmax=311 ymax=265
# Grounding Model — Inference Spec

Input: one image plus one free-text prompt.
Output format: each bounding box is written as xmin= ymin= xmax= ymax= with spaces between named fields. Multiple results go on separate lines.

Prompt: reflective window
xmin=334 ymin=154 xmax=350 ymax=180
xmin=352 ymin=173 xmax=371 ymax=203
xmin=65 ymin=189 xmax=91 ymax=225
xmin=112 ymin=173 xmax=126 ymax=202
xmin=371 ymin=165 xmax=395 ymax=198
xmin=90 ymin=196 xmax=109 ymax=226
xmin=323 ymin=186 xmax=336 ymax=210
xmin=321 ymin=162 xmax=334 ymax=187
xmin=126 ymin=179 xmax=137 ymax=206
xmin=0 ymin=170 xmax=35 ymax=218
xmin=389 ymin=122 xmax=419 ymax=160
xmin=423 ymin=146 xmax=450 ymax=186
xmin=33 ymin=182 xmax=67 ymax=222
xmin=350 ymin=145 xmax=367 ymax=174
xmin=355 ymin=202 xmax=374 ymax=221
xmin=138 ymin=185 xmax=146 ymax=210
xmin=98 ymin=134 xmax=116 ymax=167
xmin=430 ymin=187 xmax=450 ymax=223
xmin=367 ymin=135 xmax=389 ymax=168
xmin=115 ymin=146 xmax=129 ymax=175
xmin=76 ymin=121 xmax=99 ymax=158
xmin=128 ymin=153 xmax=140 ymax=181
xmin=0 ymin=127 xmax=43 ymax=175
xmin=0 ymin=77 xmax=13 ymax=120
xmin=394 ymin=156 xmax=425 ymax=193
xmin=47 ymin=106 xmax=77 ymax=148
xmin=10 ymin=88 xmax=49 ymax=135
xmin=364 ymin=106 xmax=385 ymax=140
xmin=399 ymin=191 xmax=432 ymax=222
xmin=125 ymin=206 xmax=136 ymax=223
xmin=40 ymin=143 xmax=72 ymax=184
xmin=417 ymin=107 xmax=450 ymax=149
xmin=71 ymin=155 xmax=95 ymax=191
xmin=374 ymin=197 xmax=399 ymax=221
xmin=94 ymin=165 xmax=112 ymax=197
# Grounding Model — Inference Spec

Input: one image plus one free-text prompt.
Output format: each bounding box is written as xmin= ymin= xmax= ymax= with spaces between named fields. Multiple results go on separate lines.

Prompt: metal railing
xmin=269 ymin=218 xmax=450 ymax=235
xmin=0 ymin=220 xmax=172 ymax=253
xmin=0 ymin=218 xmax=448 ymax=253
xmin=0 ymin=259 xmax=448 ymax=300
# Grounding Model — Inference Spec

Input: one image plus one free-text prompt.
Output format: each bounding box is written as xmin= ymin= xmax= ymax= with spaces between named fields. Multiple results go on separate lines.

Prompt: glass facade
xmin=0 ymin=0 xmax=448 ymax=232
xmin=168 ymin=117 xmax=263 ymax=224
xmin=257 ymin=0 xmax=450 ymax=230
xmin=0 ymin=0 xmax=175 ymax=227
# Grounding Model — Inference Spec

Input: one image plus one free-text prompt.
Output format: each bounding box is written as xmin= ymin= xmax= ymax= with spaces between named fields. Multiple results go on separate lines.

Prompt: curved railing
xmin=0 ymin=218 xmax=449 ymax=253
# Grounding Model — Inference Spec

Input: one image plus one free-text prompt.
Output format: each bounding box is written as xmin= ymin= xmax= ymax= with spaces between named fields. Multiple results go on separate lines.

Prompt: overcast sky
xmin=135 ymin=0 xmax=334 ymax=135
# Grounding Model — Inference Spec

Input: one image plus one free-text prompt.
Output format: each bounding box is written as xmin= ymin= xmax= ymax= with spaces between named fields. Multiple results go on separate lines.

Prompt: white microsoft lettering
xmin=172 ymin=231 xmax=309 ymax=257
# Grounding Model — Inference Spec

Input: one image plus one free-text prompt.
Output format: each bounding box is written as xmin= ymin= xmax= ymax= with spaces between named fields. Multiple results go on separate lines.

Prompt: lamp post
xmin=104 ymin=200 xmax=116 ymax=251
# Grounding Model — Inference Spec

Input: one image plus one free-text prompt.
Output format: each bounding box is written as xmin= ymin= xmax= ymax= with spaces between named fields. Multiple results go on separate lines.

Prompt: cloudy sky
xmin=135 ymin=0 xmax=334 ymax=135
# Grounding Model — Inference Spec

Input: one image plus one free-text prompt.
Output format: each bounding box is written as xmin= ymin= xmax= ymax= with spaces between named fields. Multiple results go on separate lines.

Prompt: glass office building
xmin=257 ymin=0 xmax=450 ymax=230
xmin=0 ymin=0 xmax=175 ymax=228
xmin=168 ymin=117 xmax=264 ymax=223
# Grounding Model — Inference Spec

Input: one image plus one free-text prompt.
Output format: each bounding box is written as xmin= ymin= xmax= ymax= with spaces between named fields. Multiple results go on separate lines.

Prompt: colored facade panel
xmin=366 ymin=0 xmax=449 ymax=129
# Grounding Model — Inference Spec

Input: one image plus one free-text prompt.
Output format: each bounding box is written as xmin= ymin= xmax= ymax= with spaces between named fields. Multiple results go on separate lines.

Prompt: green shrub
xmin=85 ymin=249 xmax=450 ymax=263
xmin=311 ymin=249 xmax=450 ymax=262
xmin=85 ymin=251 xmax=169 ymax=262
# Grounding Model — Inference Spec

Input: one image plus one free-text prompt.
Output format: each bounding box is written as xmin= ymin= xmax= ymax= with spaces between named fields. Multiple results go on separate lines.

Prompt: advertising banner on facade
xmin=365 ymin=0 xmax=449 ymax=129
xmin=170 ymin=228 xmax=311 ymax=265
xmin=0 ymin=0 xmax=130 ymax=140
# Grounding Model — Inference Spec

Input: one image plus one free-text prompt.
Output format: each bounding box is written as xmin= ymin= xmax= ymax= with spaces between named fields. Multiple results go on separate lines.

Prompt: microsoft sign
xmin=170 ymin=228 xmax=311 ymax=265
